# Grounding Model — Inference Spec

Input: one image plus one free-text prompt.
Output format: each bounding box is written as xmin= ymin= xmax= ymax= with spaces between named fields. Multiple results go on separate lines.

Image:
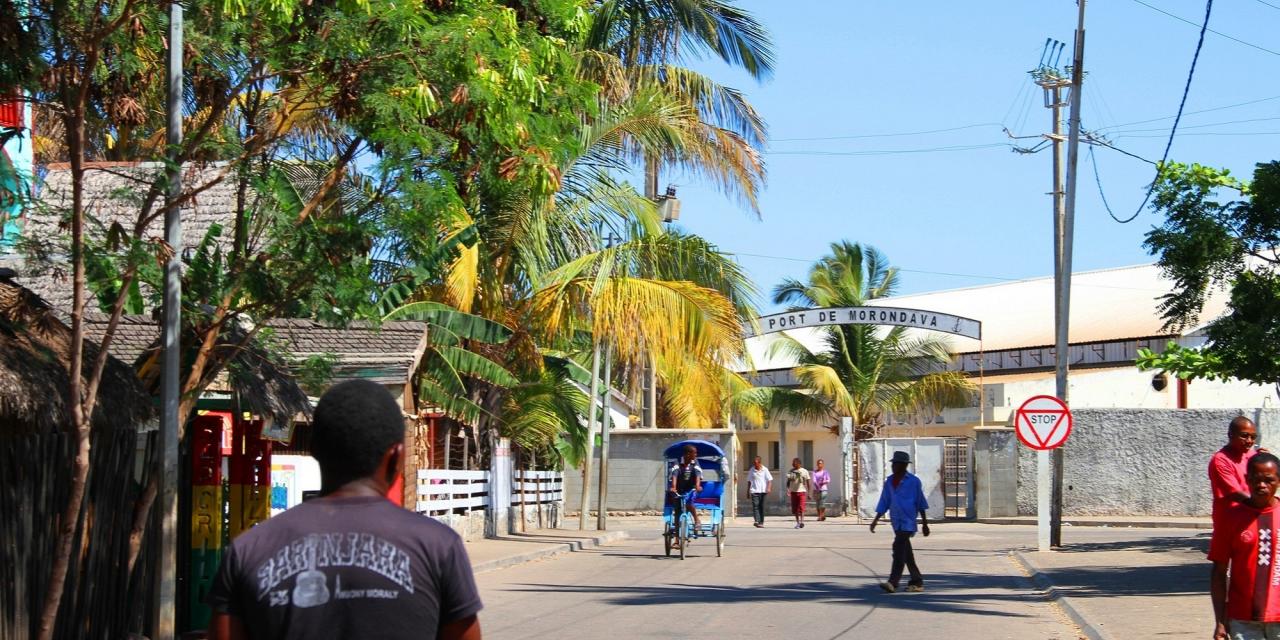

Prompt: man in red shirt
xmin=1211 ymin=417 xmax=1262 ymax=529
xmin=1209 ymin=451 xmax=1280 ymax=639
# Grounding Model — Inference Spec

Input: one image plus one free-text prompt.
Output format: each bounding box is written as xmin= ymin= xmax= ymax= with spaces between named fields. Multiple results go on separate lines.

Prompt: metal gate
xmin=943 ymin=438 xmax=973 ymax=519
xmin=856 ymin=438 xmax=945 ymax=520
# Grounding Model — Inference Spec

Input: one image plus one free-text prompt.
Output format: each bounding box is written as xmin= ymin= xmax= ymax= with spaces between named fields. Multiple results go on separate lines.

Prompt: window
xmin=769 ymin=441 xmax=780 ymax=470
xmin=745 ymin=441 xmax=759 ymax=470
xmin=799 ymin=440 xmax=814 ymax=469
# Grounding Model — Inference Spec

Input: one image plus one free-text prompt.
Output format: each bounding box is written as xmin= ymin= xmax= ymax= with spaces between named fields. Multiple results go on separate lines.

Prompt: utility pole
xmin=155 ymin=0 xmax=183 ymax=634
xmin=578 ymin=344 xmax=601 ymax=529
xmin=642 ymin=156 xmax=659 ymax=429
xmin=1055 ymin=0 xmax=1087 ymax=549
xmin=595 ymin=343 xmax=614 ymax=530
xmin=1031 ymin=37 xmax=1068 ymax=554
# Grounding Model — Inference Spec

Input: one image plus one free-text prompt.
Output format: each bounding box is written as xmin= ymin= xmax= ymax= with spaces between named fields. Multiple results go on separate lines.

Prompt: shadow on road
xmin=1047 ymin=533 xmax=1210 ymax=555
xmin=1029 ymin=561 xmax=1206 ymax=598
xmin=501 ymin=573 xmax=1049 ymax=619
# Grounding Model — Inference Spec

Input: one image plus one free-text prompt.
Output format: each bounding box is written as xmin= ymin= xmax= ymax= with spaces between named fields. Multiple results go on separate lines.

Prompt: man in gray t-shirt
xmin=208 ymin=380 xmax=482 ymax=640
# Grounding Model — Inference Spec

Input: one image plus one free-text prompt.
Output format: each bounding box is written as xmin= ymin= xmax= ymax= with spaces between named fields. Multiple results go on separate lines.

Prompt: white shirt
xmin=748 ymin=466 xmax=773 ymax=493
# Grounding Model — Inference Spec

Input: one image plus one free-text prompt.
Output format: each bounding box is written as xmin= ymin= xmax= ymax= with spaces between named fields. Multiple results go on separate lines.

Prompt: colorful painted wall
xmin=1 ymin=89 xmax=33 ymax=249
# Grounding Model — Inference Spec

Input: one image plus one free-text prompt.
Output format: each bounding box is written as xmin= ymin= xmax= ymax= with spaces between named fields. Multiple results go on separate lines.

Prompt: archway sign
xmin=744 ymin=306 xmax=983 ymax=521
xmin=745 ymin=306 xmax=982 ymax=340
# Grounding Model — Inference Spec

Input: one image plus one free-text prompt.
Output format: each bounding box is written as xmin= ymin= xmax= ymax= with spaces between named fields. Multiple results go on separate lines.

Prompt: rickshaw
xmin=661 ymin=439 xmax=727 ymax=559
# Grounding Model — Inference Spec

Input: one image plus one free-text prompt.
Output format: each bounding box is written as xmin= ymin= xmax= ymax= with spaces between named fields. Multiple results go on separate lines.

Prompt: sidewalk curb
xmin=471 ymin=531 xmax=630 ymax=574
xmin=1011 ymin=550 xmax=1112 ymax=640
xmin=979 ymin=518 xmax=1210 ymax=530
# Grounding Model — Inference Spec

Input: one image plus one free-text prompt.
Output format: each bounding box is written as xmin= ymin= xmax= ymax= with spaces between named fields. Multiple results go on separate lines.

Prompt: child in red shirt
xmin=1210 ymin=452 xmax=1280 ymax=640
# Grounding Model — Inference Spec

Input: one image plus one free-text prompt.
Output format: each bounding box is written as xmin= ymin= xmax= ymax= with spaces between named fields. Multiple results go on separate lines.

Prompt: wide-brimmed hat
xmin=890 ymin=451 xmax=911 ymax=464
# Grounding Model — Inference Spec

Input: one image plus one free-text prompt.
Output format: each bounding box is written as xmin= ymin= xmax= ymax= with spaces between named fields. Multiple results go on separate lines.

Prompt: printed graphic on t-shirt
xmin=1255 ymin=512 xmax=1279 ymax=620
xmin=255 ymin=532 xmax=415 ymax=609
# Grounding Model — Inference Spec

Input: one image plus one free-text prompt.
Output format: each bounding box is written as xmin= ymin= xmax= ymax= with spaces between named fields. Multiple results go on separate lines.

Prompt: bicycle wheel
xmin=678 ymin=515 xmax=689 ymax=560
xmin=716 ymin=524 xmax=725 ymax=557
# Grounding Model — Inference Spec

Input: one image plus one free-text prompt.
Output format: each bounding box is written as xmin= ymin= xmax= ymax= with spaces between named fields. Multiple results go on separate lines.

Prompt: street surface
xmin=475 ymin=519 xmax=1088 ymax=639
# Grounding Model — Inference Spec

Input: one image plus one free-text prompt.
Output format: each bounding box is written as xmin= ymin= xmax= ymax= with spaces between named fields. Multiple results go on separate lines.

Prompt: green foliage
xmin=293 ymin=353 xmax=338 ymax=396
xmin=1144 ymin=160 xmax=1280 ymax=387
xmin=763 ymin=242 xmax=974 ymax=438
xmin=506 ymin=356 xmax=589 ymax=465
xmin=1136 ymin=342 xmax=1228 ymax=382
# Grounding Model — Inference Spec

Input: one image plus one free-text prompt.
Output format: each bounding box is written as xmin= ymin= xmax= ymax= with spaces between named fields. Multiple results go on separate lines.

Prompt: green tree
xmin=765 ymin=242 xmax=974 ymax=439
xmin=1 ymin=0 xmax=598 ymax=634
xmin=1139 ymin=161 xmax=1280 ymax=396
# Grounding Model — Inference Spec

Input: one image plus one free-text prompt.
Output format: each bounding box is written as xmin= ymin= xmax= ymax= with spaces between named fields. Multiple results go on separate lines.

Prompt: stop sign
xmin=1014 ymin=395 xmax=1072 ymax=451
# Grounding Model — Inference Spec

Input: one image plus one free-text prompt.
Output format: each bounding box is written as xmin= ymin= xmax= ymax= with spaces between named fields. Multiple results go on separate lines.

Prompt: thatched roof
xmin=263 ymin=319 xmax=428 ymax=388
xmin=13 ymin=162 xmax=240 ymax=312
xmin=0 ymin=272 xmax=155 ymax=435
xmin=83 ymin=314 xmax=315 ymax=430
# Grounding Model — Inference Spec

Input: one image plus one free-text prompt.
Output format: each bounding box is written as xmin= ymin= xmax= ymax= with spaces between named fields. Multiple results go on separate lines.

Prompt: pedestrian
xmin=1209 ymin=452 xmax=1280 ymax=640
xmin=747 ymin=456 xmax=773 ymax=528
xmin=207 ymin=379 xmax=483 ymax=640
xmin=869 ymin=451 xmax=930 ymax=593
xmin=1211 ymin=416 xmax=1262 ymax=531
xmin=813 ymin=459 xmax=831 ymax=521
xmin=786 ymin=457 xmax=811 ymax=529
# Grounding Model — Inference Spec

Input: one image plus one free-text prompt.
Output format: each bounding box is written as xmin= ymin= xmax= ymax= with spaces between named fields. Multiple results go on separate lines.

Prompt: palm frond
xmin=382 ymin=301 xmax=513 ymax=344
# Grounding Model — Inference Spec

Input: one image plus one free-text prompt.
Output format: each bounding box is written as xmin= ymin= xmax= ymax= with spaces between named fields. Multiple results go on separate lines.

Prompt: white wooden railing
xmin=511 ymin=470 xmax=563 ymax=506
xmin=416 ymin=469 xmax=490 ymax=514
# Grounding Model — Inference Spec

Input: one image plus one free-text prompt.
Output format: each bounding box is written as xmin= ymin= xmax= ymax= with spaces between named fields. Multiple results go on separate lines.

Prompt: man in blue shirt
xmin=869 ymin=450 xmax=930 ymax=593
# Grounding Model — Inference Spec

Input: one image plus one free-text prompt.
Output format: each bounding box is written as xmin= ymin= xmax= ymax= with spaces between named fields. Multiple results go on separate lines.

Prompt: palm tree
xmin=581 ymin=0 xmax=774 ymax=210
xmin=766 ymin=242 xmax=975 ymax=439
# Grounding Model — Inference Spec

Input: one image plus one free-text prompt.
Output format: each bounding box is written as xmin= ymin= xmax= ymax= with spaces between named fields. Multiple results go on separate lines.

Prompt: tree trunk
xmin=37 ymin=111 xmax=90 ymax=640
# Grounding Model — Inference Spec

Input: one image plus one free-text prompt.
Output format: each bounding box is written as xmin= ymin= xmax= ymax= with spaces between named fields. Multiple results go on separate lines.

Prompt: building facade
xmin=737 ymin=263 xmax=1274 ymax=511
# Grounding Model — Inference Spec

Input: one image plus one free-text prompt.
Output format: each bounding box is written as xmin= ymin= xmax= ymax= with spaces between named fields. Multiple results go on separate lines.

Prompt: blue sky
xmin=659 ymin=1 xmax=1280 ymax=312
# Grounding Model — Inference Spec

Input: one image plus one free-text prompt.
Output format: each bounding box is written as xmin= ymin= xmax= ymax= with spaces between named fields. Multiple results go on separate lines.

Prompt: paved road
xmin=475 ymin=519 xmax=1085 ymax=639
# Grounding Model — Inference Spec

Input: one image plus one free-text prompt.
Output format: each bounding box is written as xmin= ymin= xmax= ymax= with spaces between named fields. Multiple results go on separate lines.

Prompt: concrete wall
xmin=1009 ymin=408 xmax=1280 ymax=517
xmin=736 ymin=421 xmax=847 ymax=511
xmin=512 ymin=500 xmax=563 ymax=532
xmin=564 ymin=429 xmax=735 ymax=514
xmin=430 ymin=510 xmax=488 ymax=542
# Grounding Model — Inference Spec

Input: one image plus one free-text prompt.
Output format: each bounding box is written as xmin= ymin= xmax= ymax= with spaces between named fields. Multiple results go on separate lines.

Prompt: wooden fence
xmin=415 ymin=469 xmax=489 ymax=514
xmin=0 ymin=429 xmax=160 ymax=640
xmin=512 ymin=470 xmax=562 ymax=532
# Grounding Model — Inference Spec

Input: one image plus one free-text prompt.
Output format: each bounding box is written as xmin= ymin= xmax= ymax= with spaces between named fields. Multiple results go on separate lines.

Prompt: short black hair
xmin=1230 ymin=416 xmax=1257 ymax=436
xmin=683 ymin=444 xmax=698 ymax=457
xmin=310 ymin=379 xmax=404 ymax=488
xmin=1250 ymin=452 xmax=1280 ymax=474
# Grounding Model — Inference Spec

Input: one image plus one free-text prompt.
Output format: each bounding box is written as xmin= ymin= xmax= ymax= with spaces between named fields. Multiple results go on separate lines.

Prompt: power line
xmin=766 ymin=143 xmax=1009 ymax=157
xmin=730 ymin=251 xmax=1024 ymax=282
xmin=729 ymin=250 xmax=1170 ymax=293
xmin=771 ymin=123 xmax=1002 ymax=142
xmin=1128 ymin=0 xmax=1280 ymax=57
xmin=1113 ymin=0 xmax=1215 ymax=224
xmin=1083 ymin=133 xmax=1157 ymax=165
xmin=1115 ymin=130 xmax=1280 ymax=138
xmin=1093 ymin=94 xmax=1280 ymax=133
xmin=1089 ymin=146 xmax=1122 ymax=223
xmin=1104 ymin=116 xmax=1280 ymax=134
xmin=1253 ymin=0 xmax=1280 ymax=11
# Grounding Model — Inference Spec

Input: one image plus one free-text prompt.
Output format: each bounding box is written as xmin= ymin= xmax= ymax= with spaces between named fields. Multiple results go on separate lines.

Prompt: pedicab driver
xmin=669 ymin=444 xmax=704 ymax=543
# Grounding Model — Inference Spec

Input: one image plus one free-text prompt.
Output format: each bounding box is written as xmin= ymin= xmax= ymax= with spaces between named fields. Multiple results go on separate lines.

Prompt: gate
xmin=943 ymin=438 xmax=974 ymax=519
xmin=856 ymin=437 xmax=973 ymax=520
xmin=856 ymin=438 xmax=945 ymax=520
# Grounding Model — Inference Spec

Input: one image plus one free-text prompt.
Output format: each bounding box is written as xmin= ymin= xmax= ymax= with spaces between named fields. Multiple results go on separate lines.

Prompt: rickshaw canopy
xmin=663 ymin=439 xmax=726 ymax=471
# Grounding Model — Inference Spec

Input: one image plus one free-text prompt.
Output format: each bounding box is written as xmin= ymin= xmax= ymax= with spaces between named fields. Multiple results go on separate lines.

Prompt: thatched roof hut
xmin=0 ymin=271 xmax=155 ymax=435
